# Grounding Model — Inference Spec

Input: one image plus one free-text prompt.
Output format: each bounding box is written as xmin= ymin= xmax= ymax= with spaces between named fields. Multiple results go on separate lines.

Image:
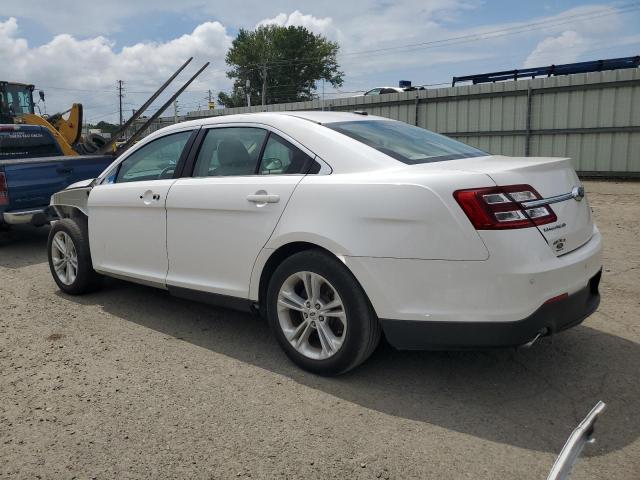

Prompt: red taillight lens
xmin=453 ymin=184 xmax=556 ymax=230
xmin=544 ymin=293 xmax=568 ymax=305
xmin=0 ymin=172 xmax=8 ymax=206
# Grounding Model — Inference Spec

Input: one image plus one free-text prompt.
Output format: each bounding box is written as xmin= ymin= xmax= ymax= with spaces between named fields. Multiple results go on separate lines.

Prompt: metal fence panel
xmin=127 ymin=68 xmax=640 ymax=176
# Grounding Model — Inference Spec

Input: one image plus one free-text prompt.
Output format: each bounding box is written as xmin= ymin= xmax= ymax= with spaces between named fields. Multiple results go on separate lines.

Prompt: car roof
xmin=170 ymin=111 xmax=385 ymax=131
xmin=275 ymin=111 xmax=384 ymax=124
xmin=162 ymin=110 xmax=390 ymax=137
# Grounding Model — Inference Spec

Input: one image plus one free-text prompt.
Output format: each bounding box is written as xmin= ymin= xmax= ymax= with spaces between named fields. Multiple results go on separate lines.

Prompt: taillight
xmin=0 ymin=172 xmax=8 ymax=206
xmin=453 ymin=184 xmax=556 ymax=230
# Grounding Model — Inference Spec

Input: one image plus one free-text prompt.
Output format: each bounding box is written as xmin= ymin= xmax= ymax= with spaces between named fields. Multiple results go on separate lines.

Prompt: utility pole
xmin=322 ymin=79 xmax=325 ymax=111
xmin=173 ymin=99 xmax=179 ymax=123
xmin=118 ymin=80 xmax=124 ymax=126
xmin=246 ymin=79 xmax=251 ymax=108
xmin=261 ymin=64 xmax=267 ymax=107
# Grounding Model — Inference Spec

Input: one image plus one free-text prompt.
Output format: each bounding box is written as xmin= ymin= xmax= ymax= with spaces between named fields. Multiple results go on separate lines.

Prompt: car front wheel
xmin=47 ymin=218 xmax=102 ymax=295
xmin=266 ymin=250 xmax=381 ymax=375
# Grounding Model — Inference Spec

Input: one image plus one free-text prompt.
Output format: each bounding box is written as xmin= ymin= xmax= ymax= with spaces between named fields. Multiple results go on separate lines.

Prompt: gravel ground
xmin=0 ymin=180 xmax=638 ymax=479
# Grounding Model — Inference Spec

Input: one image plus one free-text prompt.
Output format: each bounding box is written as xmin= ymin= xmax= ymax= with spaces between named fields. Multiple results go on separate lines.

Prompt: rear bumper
xmin=1 ymin=207 xmax=48 ymax=225
xmin=381 ymin=270 xmax=601 ymax=349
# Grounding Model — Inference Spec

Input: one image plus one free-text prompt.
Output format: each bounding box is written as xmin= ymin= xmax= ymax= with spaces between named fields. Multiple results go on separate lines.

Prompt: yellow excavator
xmin=0 ymin=81 xmax=87 ymax=156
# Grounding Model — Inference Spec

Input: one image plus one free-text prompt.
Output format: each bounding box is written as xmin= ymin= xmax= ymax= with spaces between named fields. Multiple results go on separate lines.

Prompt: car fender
xmin=248 ymin=231 xmax=352 ymax=301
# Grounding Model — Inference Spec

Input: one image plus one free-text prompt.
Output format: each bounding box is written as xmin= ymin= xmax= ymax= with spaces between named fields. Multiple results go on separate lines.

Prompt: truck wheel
xmin=47 ymin=218 xmax=102 ymax=295
xmin=266 ymin=250 xmax=381 ymax=375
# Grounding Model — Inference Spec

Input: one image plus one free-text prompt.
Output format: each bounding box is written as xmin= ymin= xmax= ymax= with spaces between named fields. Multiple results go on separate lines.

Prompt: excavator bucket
xmin=49 ymin=104 xmax=83 ymax=145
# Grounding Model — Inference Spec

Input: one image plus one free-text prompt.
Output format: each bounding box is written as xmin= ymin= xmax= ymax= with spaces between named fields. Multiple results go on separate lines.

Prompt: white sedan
xmin=47 ymin=111 xmax=602 ymax=375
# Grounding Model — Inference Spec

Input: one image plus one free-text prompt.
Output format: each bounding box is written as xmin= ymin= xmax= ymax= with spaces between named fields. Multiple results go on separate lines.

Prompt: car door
xmin=165 ymin=126 xmax=319 ymax=299
xmin=88 ymin=129 xmax=195 ymax=285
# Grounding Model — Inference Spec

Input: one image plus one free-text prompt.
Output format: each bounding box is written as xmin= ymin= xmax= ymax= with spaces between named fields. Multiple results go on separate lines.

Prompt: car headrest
xmin=218 ymin=138 xmax=250 ymax=166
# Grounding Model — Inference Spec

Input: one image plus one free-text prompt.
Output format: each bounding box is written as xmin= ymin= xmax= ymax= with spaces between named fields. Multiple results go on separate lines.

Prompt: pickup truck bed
xmin=0 ymin=154 xmax=113 ymax=226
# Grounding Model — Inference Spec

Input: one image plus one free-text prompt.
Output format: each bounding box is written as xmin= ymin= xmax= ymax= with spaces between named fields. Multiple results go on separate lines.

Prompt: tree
xmin=218 ymin=25 xmax=344 ymax=108
xmin=86 ymin=121 xmax=119 ymax=134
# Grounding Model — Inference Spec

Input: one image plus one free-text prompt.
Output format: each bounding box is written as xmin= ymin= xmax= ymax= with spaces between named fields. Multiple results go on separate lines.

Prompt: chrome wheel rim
xmin=51 ymin=231 xmax=78 ymax=285
xmin=277 ymin=271 xmax=347 ymax=360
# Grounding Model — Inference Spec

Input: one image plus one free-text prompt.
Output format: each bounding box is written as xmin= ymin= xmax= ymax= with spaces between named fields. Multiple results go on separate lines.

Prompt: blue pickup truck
xmin=0 ymin=124 xmax=113 ymax=227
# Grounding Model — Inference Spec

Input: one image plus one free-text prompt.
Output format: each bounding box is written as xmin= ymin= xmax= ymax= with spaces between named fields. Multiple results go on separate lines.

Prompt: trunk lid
xmin=446 ymin=155 xmax=593 ymax=256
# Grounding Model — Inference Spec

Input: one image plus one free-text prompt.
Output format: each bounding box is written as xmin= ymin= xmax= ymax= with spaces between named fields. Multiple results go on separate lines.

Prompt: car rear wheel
xmin=47 ymin=218 xmax=102 ymax=295
xmin=266 ymin=250 xmax=381 ymax=375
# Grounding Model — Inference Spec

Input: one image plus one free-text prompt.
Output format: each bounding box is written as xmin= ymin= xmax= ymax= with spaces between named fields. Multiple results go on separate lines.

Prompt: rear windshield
xmin=326 ymin=120 xmax=486 ymax=164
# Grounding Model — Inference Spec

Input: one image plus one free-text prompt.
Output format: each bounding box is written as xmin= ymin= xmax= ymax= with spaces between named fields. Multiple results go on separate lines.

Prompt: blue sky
xmin=2 ymin=0 xmax=639 ymax=123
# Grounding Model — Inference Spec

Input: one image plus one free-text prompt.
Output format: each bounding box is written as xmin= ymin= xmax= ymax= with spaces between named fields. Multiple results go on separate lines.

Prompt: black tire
xmin=266 ymin=250 xmax=381 ymax=375
xmin=47 ymin=217 xmax=102 ymax=295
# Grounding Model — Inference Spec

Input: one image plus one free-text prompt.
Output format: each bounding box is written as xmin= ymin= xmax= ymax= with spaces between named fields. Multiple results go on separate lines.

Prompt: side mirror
xmin=263 ymin=158 xmax=283 ymax=172
xmin=39 ymin=90 xmax=45 ymax=102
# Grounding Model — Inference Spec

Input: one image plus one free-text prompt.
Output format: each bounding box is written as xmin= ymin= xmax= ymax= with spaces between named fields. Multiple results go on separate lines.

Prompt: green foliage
xmin=218 ymin=25 xmax=344 ymax=108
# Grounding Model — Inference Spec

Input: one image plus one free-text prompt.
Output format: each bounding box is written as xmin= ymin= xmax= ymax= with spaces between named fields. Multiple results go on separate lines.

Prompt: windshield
xmin=326 ymin=119 xmax=487 ymax=164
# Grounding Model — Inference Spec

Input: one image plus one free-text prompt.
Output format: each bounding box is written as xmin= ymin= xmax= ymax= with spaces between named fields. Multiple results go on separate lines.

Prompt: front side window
xmin=326 ymin=120 xmax=487 ymax=164
xmin=193 ymin=127 xmax=267 ymax=177
xmin=259 ymin=134 xmax=316 ymax=175
xmin=115 ymin=131 xmax=191 ymax=183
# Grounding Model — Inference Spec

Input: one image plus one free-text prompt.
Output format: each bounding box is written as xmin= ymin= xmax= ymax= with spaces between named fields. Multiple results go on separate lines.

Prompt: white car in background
xmin=47 ymin=111 xmax=602 ymax=375
xmin=363 ymin=87 xmax=406 ymax=95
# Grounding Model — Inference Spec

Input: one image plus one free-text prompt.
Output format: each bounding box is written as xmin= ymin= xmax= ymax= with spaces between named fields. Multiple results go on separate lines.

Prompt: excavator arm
xmin=18 ymin=113 xmax=78 ymax=156
xmin=47 ymin=103 xmax=83 ymax=145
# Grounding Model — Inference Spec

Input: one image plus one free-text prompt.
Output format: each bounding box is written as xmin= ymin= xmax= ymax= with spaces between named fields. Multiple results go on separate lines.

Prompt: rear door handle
xmin=247 ymin=194 xmax=280 ymax=204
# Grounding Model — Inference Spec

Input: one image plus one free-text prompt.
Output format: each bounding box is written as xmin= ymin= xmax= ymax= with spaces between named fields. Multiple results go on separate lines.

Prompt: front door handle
xmin=139 ymin=190 xmax=161 ymax=204
xmin=247 ymin=193 xmax=280 ymax=204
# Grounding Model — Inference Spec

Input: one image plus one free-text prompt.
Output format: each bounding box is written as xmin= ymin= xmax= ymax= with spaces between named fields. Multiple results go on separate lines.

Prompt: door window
xmin=115 ymin=131 xmax=191 ymax=183
xmin=258 ymin=133 xmax=317 ymax=175
xmin=193 ymin=127 xmax=267 ymax=177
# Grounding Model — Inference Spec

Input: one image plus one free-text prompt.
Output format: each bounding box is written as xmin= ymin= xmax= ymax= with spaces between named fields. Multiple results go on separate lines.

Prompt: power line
xmin=240 ymin=3 xmax=640 ymax=70
xmin=342 ymin=3 xmax=640 ymax=58
xmin=34 ymin=3 xmax=640 ymax=96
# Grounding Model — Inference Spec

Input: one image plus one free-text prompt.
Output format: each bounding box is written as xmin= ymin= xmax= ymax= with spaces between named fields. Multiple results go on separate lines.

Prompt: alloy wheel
xmin=277 ymin=271 xmax=347 ymax=360
xmin=51 ymin=231 xmax=78 ymax=286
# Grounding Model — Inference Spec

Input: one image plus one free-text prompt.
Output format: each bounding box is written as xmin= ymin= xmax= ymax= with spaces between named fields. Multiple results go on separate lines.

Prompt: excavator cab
xmin=0 ymin=82 xmax=35 ymax=123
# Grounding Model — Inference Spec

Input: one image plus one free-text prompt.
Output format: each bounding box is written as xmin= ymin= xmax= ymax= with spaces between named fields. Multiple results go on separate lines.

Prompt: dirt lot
xmin=0 ymin=180 xmax=638 ymax=479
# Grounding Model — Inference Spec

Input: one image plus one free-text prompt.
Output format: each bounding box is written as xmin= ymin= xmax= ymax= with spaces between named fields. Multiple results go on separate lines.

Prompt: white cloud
xmin=1 ymin=2 xmax=638 ymax=120
xmin=0 ymin=17 xmax=232 ymax=122
xmin=256 ymin=10 xmax=335 ymax=38
xmin=524 ymin=30 xmax=587 ymax=67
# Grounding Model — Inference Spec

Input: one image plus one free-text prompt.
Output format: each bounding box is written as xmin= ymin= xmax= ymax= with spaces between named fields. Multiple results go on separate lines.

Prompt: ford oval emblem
xmin=572 ymin=186 xmax=585 ymax=202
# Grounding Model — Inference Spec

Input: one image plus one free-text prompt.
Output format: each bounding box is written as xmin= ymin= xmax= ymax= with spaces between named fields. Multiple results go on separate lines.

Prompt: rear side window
xmin=326 ymin=120 xmax=487 ymax=164
xmin=259 ymin=134 xmax=316 ymax=175
xmin=193 ymin=127 xmax=267 ymax=177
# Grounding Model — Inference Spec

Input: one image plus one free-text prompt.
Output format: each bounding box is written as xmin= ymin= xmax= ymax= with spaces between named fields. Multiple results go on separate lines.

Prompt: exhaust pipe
xmin=520 ymin=328 xmax=549 ymax=349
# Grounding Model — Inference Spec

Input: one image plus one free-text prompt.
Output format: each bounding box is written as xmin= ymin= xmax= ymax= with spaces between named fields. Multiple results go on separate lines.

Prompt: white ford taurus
xmin=47 ymin=111 xmax=602 ymax=374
